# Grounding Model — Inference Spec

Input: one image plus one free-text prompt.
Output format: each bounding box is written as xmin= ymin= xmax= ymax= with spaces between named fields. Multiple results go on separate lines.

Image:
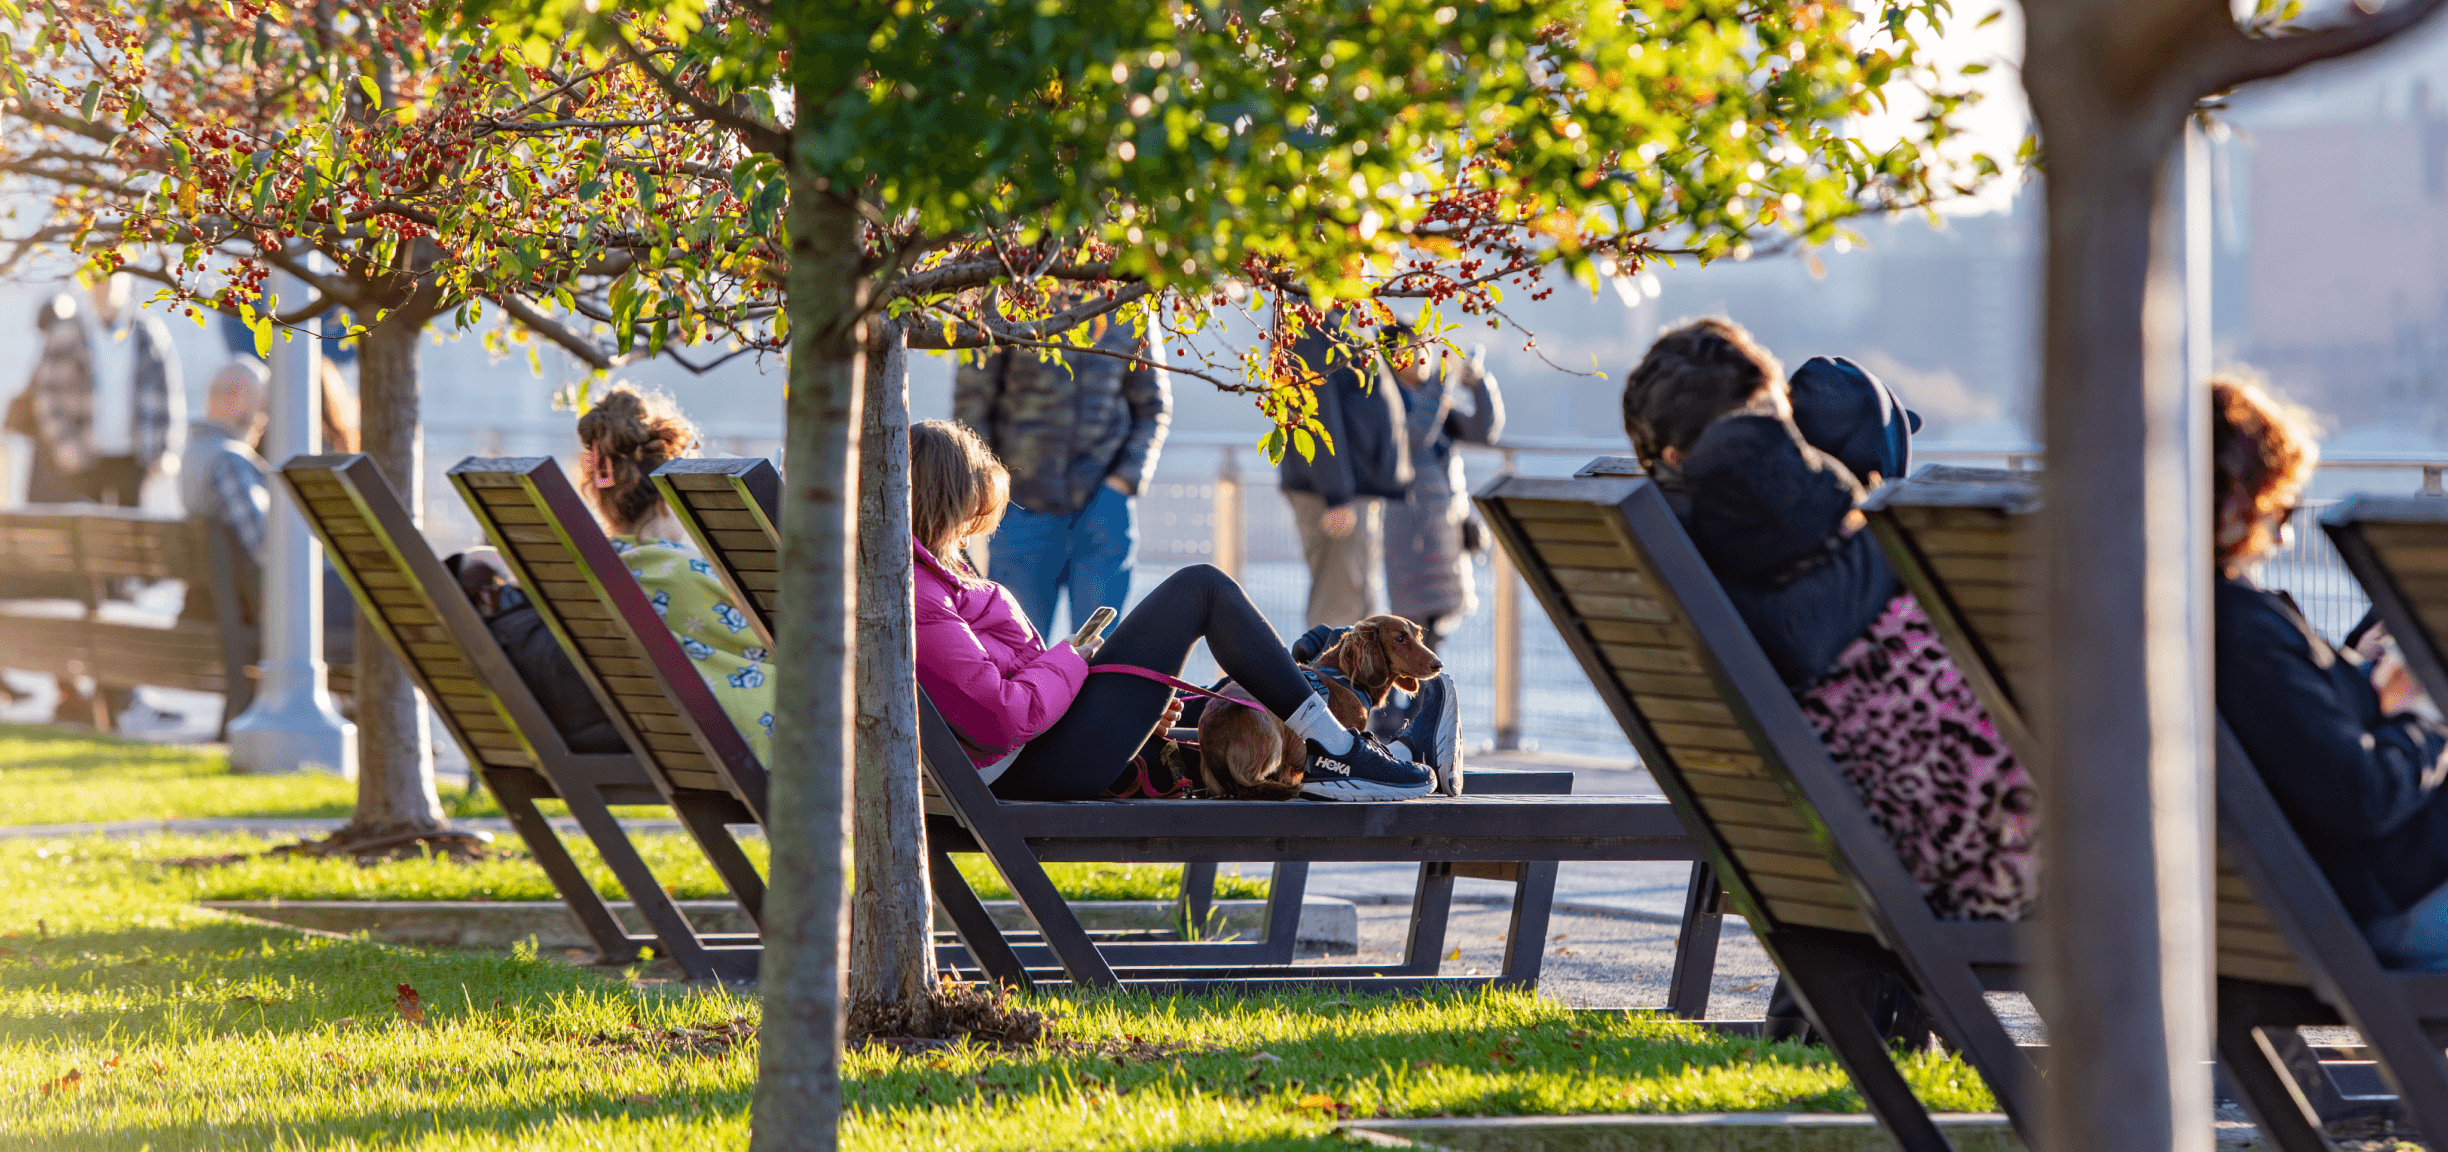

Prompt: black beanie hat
xmin=1787 ymin=355 xmax=1919 ymax=486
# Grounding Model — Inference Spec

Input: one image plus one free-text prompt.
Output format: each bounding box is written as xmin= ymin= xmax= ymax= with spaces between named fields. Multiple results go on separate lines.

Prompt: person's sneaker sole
xmin=1299 ymin=775 xmax=1435 ymax=801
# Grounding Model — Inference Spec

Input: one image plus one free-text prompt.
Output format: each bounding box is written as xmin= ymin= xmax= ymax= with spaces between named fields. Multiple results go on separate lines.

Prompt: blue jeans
xmin=988 ymin=482 xmax=1136 ymax=639
xmin=2369 ymin=878 xmax=2448 ymax=971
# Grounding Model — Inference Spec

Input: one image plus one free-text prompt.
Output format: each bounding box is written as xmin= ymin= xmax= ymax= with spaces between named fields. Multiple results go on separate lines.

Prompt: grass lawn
xmin=0 ymin=724 xmax=1269 ymax=904
xmin=0 ymin=833 xmax=1996 ymax=1150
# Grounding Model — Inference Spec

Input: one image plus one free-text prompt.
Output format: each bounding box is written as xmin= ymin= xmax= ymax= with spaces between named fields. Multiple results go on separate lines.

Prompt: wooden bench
xmin=1867 ymin=467 xmax=2448 ymax=1151
xmin=1477 ymin=462 xmax=2035 ymax=1152
xmin=444 ymin=457 xmax=774 ymax=978
xmin=645 ymin=456 xmax=1723 ymax=995
xmin=0 ymin=503 xmax=345 ymax=732
xmin=276 ymin=454 xmax=759 ymax=981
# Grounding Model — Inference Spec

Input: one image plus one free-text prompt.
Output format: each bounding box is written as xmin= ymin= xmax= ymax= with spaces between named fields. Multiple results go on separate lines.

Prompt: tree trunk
xmin=2023 ymin=9 xmax=2220 ymax=1148
xmin=749 ymin=167 xmax=865 ymax=1151
xmin=341 ymin=313 xmax=443 ymax=837
xmin=848 ymin=321 xmax=933 ymax=1030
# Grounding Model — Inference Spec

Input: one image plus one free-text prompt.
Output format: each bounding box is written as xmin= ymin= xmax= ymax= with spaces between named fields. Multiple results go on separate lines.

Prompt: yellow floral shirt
xmin=609 ymin=534 xmax=776 ymax=765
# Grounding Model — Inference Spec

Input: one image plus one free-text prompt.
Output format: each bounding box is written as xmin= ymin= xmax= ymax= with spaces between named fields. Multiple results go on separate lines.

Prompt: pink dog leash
xmin=1087 ymin=664 xmax=1266 ymax=710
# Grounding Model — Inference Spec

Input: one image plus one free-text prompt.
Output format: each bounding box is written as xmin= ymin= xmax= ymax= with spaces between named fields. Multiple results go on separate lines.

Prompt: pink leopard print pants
xmin=1797 ymin=593 xmax=2039 ymax=920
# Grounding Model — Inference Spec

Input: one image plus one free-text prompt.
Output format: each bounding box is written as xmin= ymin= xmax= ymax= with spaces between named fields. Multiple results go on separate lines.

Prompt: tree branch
xmin=2207 ymin=0 xmax=2448 ymax=90
xmin=497 ymin=293 xmax=617 ymax=369
xmin=611 ymin=30 xmax=789 ymax=155
xmin=902 ymin=282 xmax=1155 ymax=350
xmin=477 ymin=115 xmax=709 ymax=134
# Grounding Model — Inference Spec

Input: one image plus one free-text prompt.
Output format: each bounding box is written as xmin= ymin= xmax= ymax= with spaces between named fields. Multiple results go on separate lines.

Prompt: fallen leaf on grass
xmin=40 ymin=1068 xmax=81 ymax=1096
xmin=395 ymin=984 xmax=426 ymax=1025
xmin=1295 ymin=1093 xmax=1340 ymax=1112
xmin=1444 ymin=947 xmax=1462 ymax=960
xmin=624 ymin=1094 xmax=657 ymax=1105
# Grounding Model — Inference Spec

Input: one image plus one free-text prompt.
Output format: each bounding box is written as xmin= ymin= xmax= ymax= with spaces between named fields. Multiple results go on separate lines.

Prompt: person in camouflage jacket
xmin=953 ymin=318 xmax=1170 ymax=637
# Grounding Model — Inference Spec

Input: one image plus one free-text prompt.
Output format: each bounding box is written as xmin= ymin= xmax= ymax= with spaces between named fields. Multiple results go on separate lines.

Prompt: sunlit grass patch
xmin=0 ymin=723 xmax=498 ymax=825
xmin=0 ymin=779 xmax=1994 ymax=1150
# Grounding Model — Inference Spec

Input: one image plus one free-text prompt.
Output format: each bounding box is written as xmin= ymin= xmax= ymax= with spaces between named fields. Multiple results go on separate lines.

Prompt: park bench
xmin=274 ymin=454 xmax=760 ymax=981
xmin=640 ymin=455 xmax=1726 ymax=996
xmin=1476 ymin=462 xmax=2036 ymax=1152
xmin=1865 ymin=466 xmax=2448 ymax=1152
xmin=0 ymin=503 xmax=341 ymax=733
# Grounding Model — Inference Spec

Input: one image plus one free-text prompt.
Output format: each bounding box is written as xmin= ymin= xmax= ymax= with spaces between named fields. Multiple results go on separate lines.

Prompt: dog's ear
xmin=1343 ymin=620 xmax=1392 ymax=704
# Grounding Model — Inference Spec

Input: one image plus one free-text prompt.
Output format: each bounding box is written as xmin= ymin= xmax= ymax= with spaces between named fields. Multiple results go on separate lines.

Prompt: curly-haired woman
xmin=574 ymin=385 xmax=777 ymax=762
xmin=2211 ymin=372 xmax=2448 ymax=969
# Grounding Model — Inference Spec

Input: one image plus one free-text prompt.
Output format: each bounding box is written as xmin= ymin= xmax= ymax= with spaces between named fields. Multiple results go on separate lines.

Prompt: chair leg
xmin=1667 ymin=861 xmax=1724 ymax=1019
xmin=1256 ymin=863 xmax=1309 ymax=961
xmin=2214 ymin=1008 xmax=2340 ymax=1152
xmin=1499 ymin=861 xmax=1558 ymax=987
xmin=1763 ymin=928 xmax=1956 ymax=1152
xmin=1399 ymin=863 xmax=1459 ymax=975
xmin=484 ymin=771 xmax=641 ymax=965
xmin=929 ymin=846 xmax=1032 ymax=991
xmin=1179 ymin=862 xmax=1217 ymax=933
xmin=558 ymin=783 xmax=728 ymax=980
xmin=670 ymin=793 xmax=768 ymax=924
xmin=972 ymin=827 xmax=1117 ymax=986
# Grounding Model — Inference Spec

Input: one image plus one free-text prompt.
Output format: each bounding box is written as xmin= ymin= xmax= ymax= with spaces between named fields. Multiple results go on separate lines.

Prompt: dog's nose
xmin=1428 ymin=659 xmax=1444 ymax=673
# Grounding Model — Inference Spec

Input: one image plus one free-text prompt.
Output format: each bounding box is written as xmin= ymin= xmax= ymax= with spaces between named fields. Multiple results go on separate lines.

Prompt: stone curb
xmin=1339 ymin=1113 xmax=2023 ymax=1152
xmin=201 ymin=896 xmax=1359 ymax=952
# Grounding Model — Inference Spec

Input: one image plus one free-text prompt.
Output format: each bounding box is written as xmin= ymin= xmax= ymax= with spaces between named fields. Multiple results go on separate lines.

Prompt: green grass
xmin=0 ymin=724 xmax=1268 ymax=904
xmin=0 ymin=833 xmax=1995 ymax=1150
xmin=146 ymin=833 xmax=1266 ymax=904
xmin=0 ymin=724 xmax=502 ymax=825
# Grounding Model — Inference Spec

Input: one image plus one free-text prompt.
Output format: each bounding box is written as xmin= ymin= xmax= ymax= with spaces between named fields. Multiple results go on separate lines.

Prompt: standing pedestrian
xmin=1277 ymin=317 xmax=1411 ymax=629
xmin=14 ymin=277 xmax=184 ymax=507
xmin=1381 ymin=330 xmax=1505 ymax=655
xmin=954 ymin=316 xmax=1171 ymax=637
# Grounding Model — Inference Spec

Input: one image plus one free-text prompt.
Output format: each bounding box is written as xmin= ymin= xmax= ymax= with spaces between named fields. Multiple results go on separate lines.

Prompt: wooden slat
xmin=1521 ymin=519 xmax=1618 ymax=544
xmin=1672 ymin=749 xmax=1769 ymax=778
xmin=1584 ymin=619 xmax=1684 ymax=647
xmin=1735 ymin=849 xmax=1846 ymax=883
xmin=1766 ymin=899 xmax=1868 ymax=933
xmin=1752 ymin=872 xmax=1860 ymax=910
xmin=1541 ymin=543 xmax=1643 ymax=570
xmin=1683 ymin=773 xmax=1791 ymax=805
xmin=726 ymin=551 xmax=779 ymax=572
xmin=1616 ymin=669 xmax=1718 ymax=700
xmin=1717 ymin=821 xmax=1826 ymax=858
xmin=1693 ymin=795 xmax=1814 ymax=831
xmin=1631 ymin=695 xmax=1737 ymax=726
xmin=1655 ymin=722 xmax=1754 ymax=752
xmin=1603 ymin=643 xmax=1703 ymax=674
xmin=691 ymin=509 xmax=765 ymax=530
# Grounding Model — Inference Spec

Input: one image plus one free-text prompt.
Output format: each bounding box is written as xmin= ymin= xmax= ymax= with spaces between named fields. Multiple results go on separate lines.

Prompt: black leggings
xmin=994 ymin=565 xmax=1312 ymax=800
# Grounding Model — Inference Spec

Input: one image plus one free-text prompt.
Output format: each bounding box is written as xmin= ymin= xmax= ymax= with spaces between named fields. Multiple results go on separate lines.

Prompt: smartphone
xmin=1070 ymin=605 xmax=1118 ymax=648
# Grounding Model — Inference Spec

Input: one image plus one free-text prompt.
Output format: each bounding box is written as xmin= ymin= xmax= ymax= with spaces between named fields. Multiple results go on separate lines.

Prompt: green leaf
xmin=78 ymin=80 xmax=102 ymax=122
xmin=357 ymin=75 xmax=380 ymax=106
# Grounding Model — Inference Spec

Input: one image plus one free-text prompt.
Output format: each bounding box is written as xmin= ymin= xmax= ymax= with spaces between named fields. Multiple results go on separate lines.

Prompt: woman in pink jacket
xmin=912 ymin=420 xmax=1449 ymax=802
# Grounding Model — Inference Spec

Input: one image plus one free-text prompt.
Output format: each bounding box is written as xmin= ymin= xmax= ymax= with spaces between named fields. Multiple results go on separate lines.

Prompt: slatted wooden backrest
xmin=279 ymin=454 xmax=574 ymax=778
xmin=0 ymin=509 xmax=83 ymax=589
xmin=1477 ymin=466 xmax=1942 ymax=942
xmin=447 ymin=457 xmax=769 ymax=822
xmin=651 ymin=459 xmax=781 ymax=649
xmin=2326 ymin=495 xmax=2448 ymax=720
xmin=1864 ymin=467 xmax=2308 ymax=987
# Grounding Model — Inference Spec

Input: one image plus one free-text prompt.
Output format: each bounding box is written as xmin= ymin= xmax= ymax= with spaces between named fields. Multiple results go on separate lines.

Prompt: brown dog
xmin=1193 ymin=615 xmax=1444 ymax=800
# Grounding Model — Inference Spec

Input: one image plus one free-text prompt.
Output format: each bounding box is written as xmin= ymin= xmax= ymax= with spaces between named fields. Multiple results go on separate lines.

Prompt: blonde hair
xmin=574 ymin=384 xmax=699 ymax=534
xmin=2210 ymin=372 xmax=2318 ymax=569
xmin=910 ymin=420 xmax=1008 ymax=576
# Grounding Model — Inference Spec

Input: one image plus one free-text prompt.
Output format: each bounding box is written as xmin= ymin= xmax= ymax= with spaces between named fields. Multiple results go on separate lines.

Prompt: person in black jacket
xmin=2210 ymin=373 xmax=2448 ymax=968
xmin=1276 ymin=316 xmax=1411 ymax=628
xmin=1623 ymin=319 xmax=2032 ymax=1047
xmin=444 ymin=549 xmax=623 ymax=755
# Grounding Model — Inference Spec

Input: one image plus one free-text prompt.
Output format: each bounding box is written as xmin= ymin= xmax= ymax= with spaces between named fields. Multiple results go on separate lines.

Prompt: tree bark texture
xmin=749 ymin=171 xmax=864 ymax=1152
xmin=343 ymin=313 xmax=443 ymax=837
xmin=848 ymin=322 xmax=934 ymax=1027
xmin=2018 ymin=5 xmax=2448 ymax=1147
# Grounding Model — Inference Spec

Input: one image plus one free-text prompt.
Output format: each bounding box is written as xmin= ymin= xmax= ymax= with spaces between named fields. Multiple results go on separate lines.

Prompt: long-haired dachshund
xmin=1194 ymin=615 xmax=1444 ymax=800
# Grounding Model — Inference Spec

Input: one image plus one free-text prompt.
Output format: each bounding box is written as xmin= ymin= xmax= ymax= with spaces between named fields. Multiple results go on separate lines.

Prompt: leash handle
xmin=1087 ymin=663 xmax=1266 ymax=710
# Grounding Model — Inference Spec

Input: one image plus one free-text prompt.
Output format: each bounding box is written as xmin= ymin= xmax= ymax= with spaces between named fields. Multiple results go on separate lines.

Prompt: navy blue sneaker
xmin=1301 ymin=734 xmax=1433 ymax=801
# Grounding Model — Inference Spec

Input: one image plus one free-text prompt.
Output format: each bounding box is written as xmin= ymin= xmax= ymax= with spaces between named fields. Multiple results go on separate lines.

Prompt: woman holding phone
xmin=910 ymin=419 xmax=1456 ymax=802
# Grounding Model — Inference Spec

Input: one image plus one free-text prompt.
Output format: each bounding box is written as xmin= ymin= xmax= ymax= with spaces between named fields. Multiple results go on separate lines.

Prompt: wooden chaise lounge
xmin=1478 ymin=461 xmax=2036 ymax=1152
xmin=1867 ymin=466 xmax=2448 ymax=1152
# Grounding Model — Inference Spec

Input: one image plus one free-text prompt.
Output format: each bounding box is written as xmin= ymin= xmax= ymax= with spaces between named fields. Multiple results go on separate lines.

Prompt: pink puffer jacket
xmin=913 ymin=537 xmax=1088 ymax=768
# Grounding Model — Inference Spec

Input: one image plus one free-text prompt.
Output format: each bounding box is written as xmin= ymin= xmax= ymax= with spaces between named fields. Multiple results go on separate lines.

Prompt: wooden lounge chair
xmin=2325 ymin=494 xmax=2448 ymax=727
xmin=643 ymin=458 xmax=1721 ymax=996
xmin=438 ymin=457 xmax=775 ymax=974
xmin=275 ymin=454 xmax=759 ymax=981
xmin=1477 ymin=462 xmax=2035 ymax=1152
xmin=1868 ymin=467 xmax=2448 ymax=1151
